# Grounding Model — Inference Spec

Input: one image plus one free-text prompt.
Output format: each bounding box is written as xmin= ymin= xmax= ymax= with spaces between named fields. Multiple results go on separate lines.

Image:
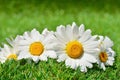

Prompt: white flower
xmin=97 ymin=36 xmax=115 ymax=70
xmin=18 ymin=28 xmax=57 ymax=63
xmin=54 ymin=22 xmax=99 ymax=72
xmin=0 ymin=36 xmax=22 ymax=63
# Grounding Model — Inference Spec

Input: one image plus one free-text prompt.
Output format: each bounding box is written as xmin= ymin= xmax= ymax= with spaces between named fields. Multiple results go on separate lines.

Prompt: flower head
xmin=97 ymin=36 xmax=115 ymax=70
xmin=54 ymin=22 xmax=99 ymax=72
xmin=18 ymin=28 xmax=57 ymax=63
xmin=0 ymin=36 xmax=22 ymax=63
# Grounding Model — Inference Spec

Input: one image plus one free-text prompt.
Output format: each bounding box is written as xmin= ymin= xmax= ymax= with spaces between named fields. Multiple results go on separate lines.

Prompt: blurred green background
xmin=0 ymin=0 xmax=120 ymax=79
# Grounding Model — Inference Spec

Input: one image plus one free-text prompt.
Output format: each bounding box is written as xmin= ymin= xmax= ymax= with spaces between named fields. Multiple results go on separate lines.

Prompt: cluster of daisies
xmin=0 ymin=22 xmax=115 ymax=72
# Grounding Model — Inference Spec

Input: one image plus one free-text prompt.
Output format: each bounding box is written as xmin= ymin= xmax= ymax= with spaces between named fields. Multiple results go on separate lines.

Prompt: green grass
xmin=0 ymin=0 xmax=120 ymax=79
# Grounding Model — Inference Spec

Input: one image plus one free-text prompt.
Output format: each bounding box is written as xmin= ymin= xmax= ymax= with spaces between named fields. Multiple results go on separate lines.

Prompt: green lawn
xmin=0 ymin=0 xmax=120 ymax=79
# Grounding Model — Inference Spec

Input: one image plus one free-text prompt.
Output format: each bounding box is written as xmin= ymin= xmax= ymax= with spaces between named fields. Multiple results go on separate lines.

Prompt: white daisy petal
xmin=80 ymin=66 xmax=87 ymax=72
xmin=66 ymin=25 xmax=73 ymax=40
xmin=42 ymin=28 xmax=54 ymax=37
xmin=0 ymin=60 xmax=6 ymax=63
xmin=72 ymin=22 xmax=79 ymax=39
xmin=98 ymin=36 xmax=104 ymax=42
xmin=101 ymin=63 xmax=106 ymax=71
xmin=104 ymin=36 xmax=113 ymax=48
xmin=18 ymin=46 xmax=28 ymax=51
xmin=89 ymin=35 xmax=98 ymax=41
xmin=31 ymin=29 xmax=37 ymax=38
xmin=45 ymin=43 xmax=58 ymax=50
xmin=23 ymin=31 xmax=31 ymax=40
xmin=83 ymin=35 xmax=97 ymax=45
xmin=39 ymin=54 xmax=47 ymax=61
xmin=18 ymin=40 xmax=30 ymax=46
xmin=79 ymin=24 xmax=85 ymax=37
xmin=83 ymin=41 xmax=98 ymax=49
xmin=42 ymin=28 xmax=49 ymax=35
xmin=32 ymin=56 xmax=39 ymax=63
xmin=43 ymin=35 xmax=57 ymax=45
xmin=82 ymin=54 xmax=97 ymax=63
xmin=108 ymin=57 xmax=114 ymax=61
xmin=44 ymin=51 xmax=57 ymax=59
xmin=82 ymin=60 xmax=93 ymax=68
xmin=0 ymin=56 xmax=6 ymax=63
xmin=31 ymin=29 xmax=43 ymax=41
xmin=57 ymin=53 xmax=68 ymax=62
xmin=18 ymin=51 xmax=31 ymax=59
xmin=107 ymin=48 xmax=116 ymax=57
xmin=56 ymin=25 xmax=68 ymax=42
xmin=65 ymin=58 xmax=77 ymax=69
xmin=84 ymin=48 xmax=100 ymax=55
xmin=106 ymin=60 xmax=114 ymax=66
xmin=4 ymin=44 xmax=11 ymax=54
xmin=79 ymin=29 xmax=91 ymax=43
xmin=0 ymin=55 xmax=6 ymax=59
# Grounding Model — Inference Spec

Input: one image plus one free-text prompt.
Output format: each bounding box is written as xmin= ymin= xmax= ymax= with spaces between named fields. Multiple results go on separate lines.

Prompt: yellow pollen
xmin=99 ymin=52 xmax=108 ymax=62
xmin=7 ymin=54 xmax=17 ymax=60
xmin=66 ymin=41 xmax=84 ymax=59
xmin=29 ymin=42 xmax=44 ymax=56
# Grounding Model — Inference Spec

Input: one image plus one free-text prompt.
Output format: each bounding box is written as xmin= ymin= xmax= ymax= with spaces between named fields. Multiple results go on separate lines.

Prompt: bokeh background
xmin=0 ymin=0 xmax=120 ymax=79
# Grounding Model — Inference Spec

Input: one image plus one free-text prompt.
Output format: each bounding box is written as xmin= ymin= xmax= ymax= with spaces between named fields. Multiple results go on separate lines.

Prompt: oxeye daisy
xmin=18 ymin=28 xmax=57 ymax=63
xmin=0 ymin=36 xmax=23 ymax=63
xmin=54 ymin=22 xmax=99 ymax=72
xmin=97 ymin=36 xmax=115 ymax=70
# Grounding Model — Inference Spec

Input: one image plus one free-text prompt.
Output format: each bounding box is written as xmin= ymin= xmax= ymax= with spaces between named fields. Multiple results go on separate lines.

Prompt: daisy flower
xmin=18 ymin=28 xmax=57 ymax=63
xmin=0 ymin=36 xmax=22 ymax=63
xmin=54 ymin=22 xmax=99 ymax=72
xmin=97 ymin=36 xmax=115 ymax=70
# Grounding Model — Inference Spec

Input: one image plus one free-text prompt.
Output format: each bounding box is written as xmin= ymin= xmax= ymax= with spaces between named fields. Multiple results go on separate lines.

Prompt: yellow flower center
xmin=7 ymin=54 xmax=17 ymax=60
xmin=29 ymin=42 xmax=44 ymax=56
xmin=99 ymin=52 xmax=108 ymax=62
xmin=66 ymin=41 xmax=84 ymax=59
